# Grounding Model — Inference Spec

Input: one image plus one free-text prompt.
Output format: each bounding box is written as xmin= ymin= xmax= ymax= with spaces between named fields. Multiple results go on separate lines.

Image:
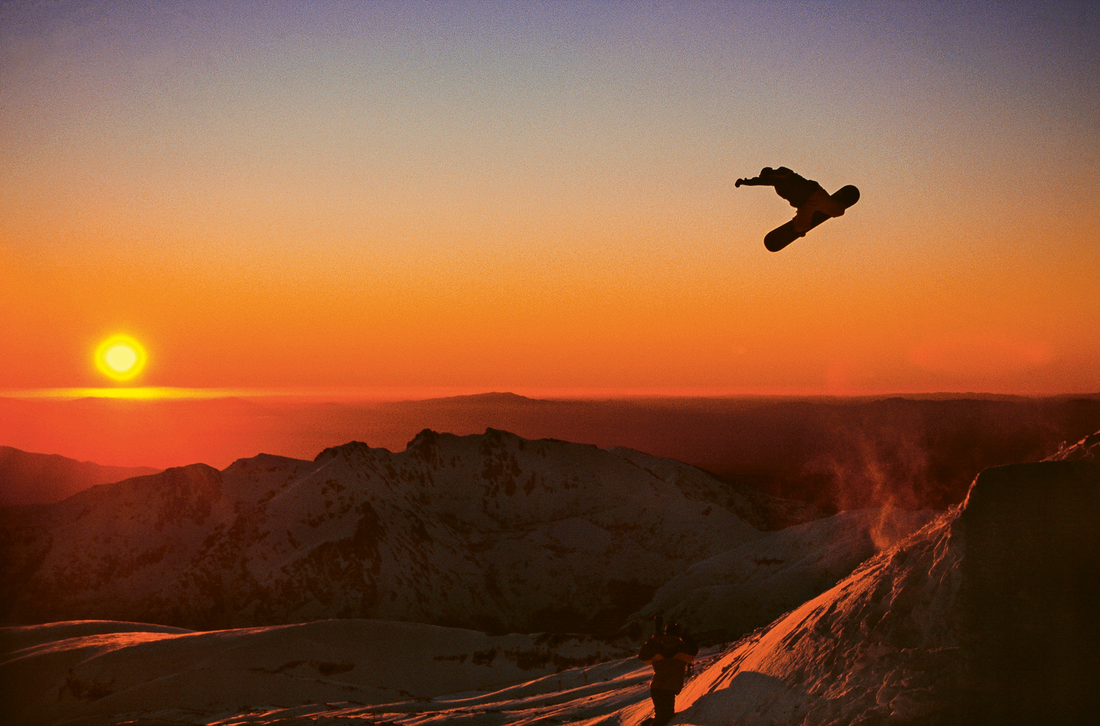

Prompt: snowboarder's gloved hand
xmin=735 ymin=179 xmax=745 ymax=187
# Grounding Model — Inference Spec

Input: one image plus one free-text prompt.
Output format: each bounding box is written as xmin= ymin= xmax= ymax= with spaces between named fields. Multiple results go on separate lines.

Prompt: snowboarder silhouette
xmin=638 ymin=617 xmax=698 ymax=726
xmin=735 ymin=166 xmax=847 ymax=238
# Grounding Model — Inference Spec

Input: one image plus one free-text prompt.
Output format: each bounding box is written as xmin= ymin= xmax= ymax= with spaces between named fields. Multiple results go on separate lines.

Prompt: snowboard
xmin=764 ymin=185 xmax=860 ymax=252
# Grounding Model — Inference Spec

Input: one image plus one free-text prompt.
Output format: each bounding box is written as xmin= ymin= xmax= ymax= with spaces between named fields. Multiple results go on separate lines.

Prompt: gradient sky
xmin=3 ymin=0 xmax=1098 ymax=397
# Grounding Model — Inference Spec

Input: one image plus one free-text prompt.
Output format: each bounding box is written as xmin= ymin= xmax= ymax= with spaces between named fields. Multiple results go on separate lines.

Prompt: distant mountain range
xmin=0 ymin=429 xmax=836 ymax=635
xmin=0 ymin=447 xmax=160 ymax=506
xmin=4 ymin=393 xmax=1098 ymax=510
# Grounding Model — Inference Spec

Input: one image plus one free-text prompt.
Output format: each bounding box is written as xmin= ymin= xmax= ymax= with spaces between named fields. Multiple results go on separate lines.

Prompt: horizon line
xmin=2 ymin=386 xmax=1097 ymax=402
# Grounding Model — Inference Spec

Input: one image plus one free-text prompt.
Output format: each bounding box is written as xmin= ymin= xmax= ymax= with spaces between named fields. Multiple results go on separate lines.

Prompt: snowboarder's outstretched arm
xmin=736 ymin=167 xmax=788 ymax=188
xmin=736 ymin=176 xmax=771 ymax=188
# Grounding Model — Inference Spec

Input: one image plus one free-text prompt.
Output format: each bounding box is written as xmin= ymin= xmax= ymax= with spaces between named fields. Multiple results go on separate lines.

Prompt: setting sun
xmin=94 ymin=335 xmax=147 ymax=382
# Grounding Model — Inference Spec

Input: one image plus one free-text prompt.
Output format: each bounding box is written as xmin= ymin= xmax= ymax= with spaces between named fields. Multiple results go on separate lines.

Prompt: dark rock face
xmin=957 ymin=461 xmax=1100 ymax=725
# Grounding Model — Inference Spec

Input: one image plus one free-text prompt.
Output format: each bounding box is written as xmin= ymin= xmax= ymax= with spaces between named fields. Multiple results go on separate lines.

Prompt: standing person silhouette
xmin=638 ymin=617 xmax=698 ymax=726
xmin=736 ymin=166 xmax=846 ymax=238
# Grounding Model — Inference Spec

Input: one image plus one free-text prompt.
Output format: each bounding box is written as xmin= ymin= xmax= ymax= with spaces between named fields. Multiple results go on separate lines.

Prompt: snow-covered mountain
xmin=0 ymin=429 xmax=824 ymax=635
xmin=2 ymin=448 xmax=1096 ymax=725
xmin=8 ymin=429 xmax=1091 ymax=721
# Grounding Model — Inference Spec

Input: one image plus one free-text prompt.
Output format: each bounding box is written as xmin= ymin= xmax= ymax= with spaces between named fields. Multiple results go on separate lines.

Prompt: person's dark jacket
xmin=638 ymin=632 xmax=698 ymax=694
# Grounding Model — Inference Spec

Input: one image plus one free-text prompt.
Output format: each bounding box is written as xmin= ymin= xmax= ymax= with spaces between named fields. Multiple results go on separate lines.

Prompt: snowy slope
xmin=0 ymin=619 xmax=639 ymax=726
xmin=672 ymin=458 xmax=1100 ymax=725
xmin=633 ymin=507 xmax=937 ymax=642
xmin=0 ymin=429 xmax=821 ymax=634
xmin=1045 ymin=430 xmax=1100 ymax=461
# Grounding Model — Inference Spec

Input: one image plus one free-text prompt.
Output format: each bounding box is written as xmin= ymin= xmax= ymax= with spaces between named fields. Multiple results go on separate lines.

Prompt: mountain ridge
xmin=0 ymin=446 xmax=161 ymax=506
xmin=5 ymin=395 xmax=1098 ymax=508
xmin=1 ymin=429 xmax=833 ymax=635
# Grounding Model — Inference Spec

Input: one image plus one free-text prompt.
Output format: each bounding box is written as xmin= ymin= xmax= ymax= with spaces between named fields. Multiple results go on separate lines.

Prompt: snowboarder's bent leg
xmin=792 ymin=188 xmax=844 ymax=233
xmin=792 ymin=205 xmax=815 ymax=234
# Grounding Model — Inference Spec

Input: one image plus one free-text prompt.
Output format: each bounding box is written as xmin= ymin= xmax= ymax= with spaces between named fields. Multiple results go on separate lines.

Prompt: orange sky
xmin=3 ymin=1 xmax=1099 ymax=398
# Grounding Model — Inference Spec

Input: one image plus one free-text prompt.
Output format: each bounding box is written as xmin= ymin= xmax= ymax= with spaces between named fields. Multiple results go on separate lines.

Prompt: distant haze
xmin=3 ymin=393 xmax=1098 ymax=510
xmin=0 ymin=447 xmax=159 ymax=506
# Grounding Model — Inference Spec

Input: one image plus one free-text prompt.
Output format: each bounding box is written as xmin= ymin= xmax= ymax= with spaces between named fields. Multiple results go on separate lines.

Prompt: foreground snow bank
xmin=0 ymin=618 xmax=636 ymax=725
xmin=674 ymin=459 xmax=1100 ymax=726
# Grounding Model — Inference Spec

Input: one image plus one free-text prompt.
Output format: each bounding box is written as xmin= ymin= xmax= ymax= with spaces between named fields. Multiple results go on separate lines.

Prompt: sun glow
xmin=94 ymin=335 xmax=147 ymax=382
